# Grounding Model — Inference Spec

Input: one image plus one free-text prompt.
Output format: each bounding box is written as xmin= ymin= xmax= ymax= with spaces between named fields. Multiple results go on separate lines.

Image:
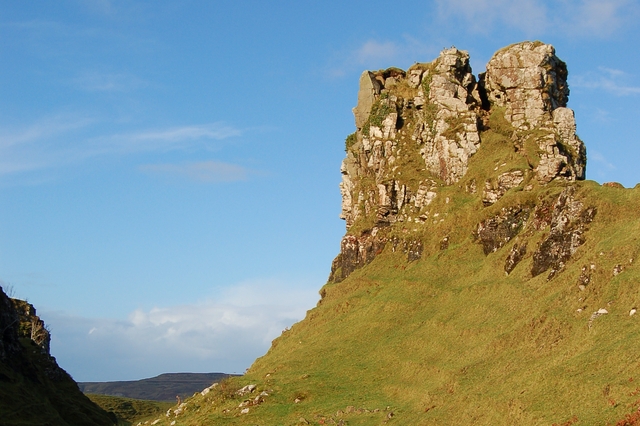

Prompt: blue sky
xmin=1 ymin=0 xmax=639 ymax=381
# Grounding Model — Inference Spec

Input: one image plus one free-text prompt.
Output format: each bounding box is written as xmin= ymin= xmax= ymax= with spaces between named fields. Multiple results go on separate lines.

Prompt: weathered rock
xmin=353 ymin=71 xmax=382 ymax=129
xmin=236 ymin=384 xmax=257 ymax=396
xmin=613 ymin=264 xmax=623 ymax=276
xmin=406 ymin=239 xmax=423 ymax=261
xmin=531 ymin=187 xmax=596 ymax=279
xmin=483 ymin=42 xmax=568 ymax=129
xmin=476 ymin=206 xmax=531 ymax=255
xmin=334 ymin=42 xmax=589 ymax=282
xmin=483 ymin=170 xmax=525 ymax=205
xmin=440 ymin=235 xmax=450 ymax=250
xmin=389 ymin=237 xmax=424 ymax=262
xmin=588 ymin=308 xmax=608 ymax=330
xmin=329 ymin=230 xmax=386 ymax=282
xmin=0 ymin=287 xmax=115 ymax=425
xmin=577 ymin=265 xmax=591 ymax=290
xmin=417 ymin=48 xmax=482 ymax=184
xmin=482 ymin=42 xmax=586 ymax=183
xmin=0 ymin=286 xmax=20 ymax=361
xmin=11 ymin=298 xmax=51 ymax=353
xmin=603 ymin=182 xmax=624 ymax=188
xmin=505 ymin=242 xmax=527 ymax=274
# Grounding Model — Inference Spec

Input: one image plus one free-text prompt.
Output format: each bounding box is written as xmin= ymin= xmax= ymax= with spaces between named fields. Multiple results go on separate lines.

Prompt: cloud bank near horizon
xmin=43 ymin=278 xmax=320 ymax=382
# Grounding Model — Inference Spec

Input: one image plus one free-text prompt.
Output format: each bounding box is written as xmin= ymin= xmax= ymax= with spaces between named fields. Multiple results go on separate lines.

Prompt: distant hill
xmin=79 ymin=372 xmax=237 ymax=402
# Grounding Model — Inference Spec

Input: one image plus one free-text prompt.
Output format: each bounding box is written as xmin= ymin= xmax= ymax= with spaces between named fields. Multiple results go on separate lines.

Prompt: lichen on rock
xmin=331 ymin=41 xmax=588 ymax=282
xmin=531 ymin=186 xmax=596 ymax=279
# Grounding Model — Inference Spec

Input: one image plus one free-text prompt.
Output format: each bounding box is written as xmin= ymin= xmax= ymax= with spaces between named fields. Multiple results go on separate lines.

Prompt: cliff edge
xmin=0 ymin=287 xmax=116 ymax=426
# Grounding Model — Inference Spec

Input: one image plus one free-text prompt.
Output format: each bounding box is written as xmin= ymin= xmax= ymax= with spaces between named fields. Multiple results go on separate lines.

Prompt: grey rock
xmin=353 ymin=71 xmax=382 ymax=129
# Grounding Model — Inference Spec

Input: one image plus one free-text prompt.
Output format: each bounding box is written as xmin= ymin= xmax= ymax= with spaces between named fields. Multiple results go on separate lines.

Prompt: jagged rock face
xmin=341 ymin=48 xmax=481 ymax=228
xmin=475 ymin=186 xmax=596 ymax=280
xmin=329 ymin=231 xmax=386 ymax=283
xmin=417 ymin=48 xmax=482 ymax=185
xmin=476 ymin=206 xmax=531 ymax=255
xmin=531 ymin=186 xmax=596 ymax=279
xmin=0 ymin=287 xmax=117 ymax=425
xmin=482 ymin=170 xmax=525 ymax=206
xmin=483 ymin=42 xmax=568 ymax=128
xmin=353 ymin=71 xmax=382 ymax=129
xmin=482 ymin=41 xmax=586 ymax=183
xmin=0 ymin=287 xmax=20 ymax=361
xmin=12 ymin=298 xmax=51 ymax=354
xmin=333 ymin=41 xmax=588 ymax=282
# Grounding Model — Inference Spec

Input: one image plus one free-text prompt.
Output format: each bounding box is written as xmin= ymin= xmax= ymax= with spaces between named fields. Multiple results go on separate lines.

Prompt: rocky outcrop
xmin=482 ymin=41 xmax=586 ymax=183
xmin=504 ymin=242 xmax=528 ymax=274
xmin=332 ymin=41 xmax=587 ymax=282
xmin=0 ymin=286 xmax=116 ymax=425
xmin=11 ymin=298 xmax=51 ymax=353
xmin=329 ymin=230 xmax=387 ymax=283
xmin=476 ymin=206 xmax=531 ymax=255
xmin=0 ymin=287 xmax=20 ymax=361
xmin=531 ymin=187 xmax=596 ymax=279
xmin=416 ymin=48 xmax=482 ymax=185
xmin=482 ymin=170 xmax=526 ymax=206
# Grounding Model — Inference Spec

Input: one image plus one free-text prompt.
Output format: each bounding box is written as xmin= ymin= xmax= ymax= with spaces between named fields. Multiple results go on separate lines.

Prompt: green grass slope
xmin=85 ymin=394 xmax=173 ymax=425
xmin=146 ymin=59 xmax=640 ymax=425
xmin=147 ymin=178 xmax=640 ymax=426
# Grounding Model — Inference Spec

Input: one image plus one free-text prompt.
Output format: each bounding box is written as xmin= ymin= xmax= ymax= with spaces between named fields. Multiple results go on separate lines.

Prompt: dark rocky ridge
xmin=79 ymin=372 xmax=237 ymax=402
xmin=0 ymin=286 xmax=115 ymax=426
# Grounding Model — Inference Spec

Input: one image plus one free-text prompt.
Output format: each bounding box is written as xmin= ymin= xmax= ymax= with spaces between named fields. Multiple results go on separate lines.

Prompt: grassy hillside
xmin=86 ymin=394 xmax=173 ymax=425
xmin=140 ymin=179 xmax=640 ymax=425
xmin=140 ymin=45 xmax=640 ymax=425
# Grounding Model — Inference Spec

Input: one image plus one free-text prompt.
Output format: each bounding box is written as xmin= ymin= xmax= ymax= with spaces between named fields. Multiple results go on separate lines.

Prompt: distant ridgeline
xmin=79 ymin=372 xmax=238 ymax=402
xmin=0 ymin=286 xmax=116 ymax=426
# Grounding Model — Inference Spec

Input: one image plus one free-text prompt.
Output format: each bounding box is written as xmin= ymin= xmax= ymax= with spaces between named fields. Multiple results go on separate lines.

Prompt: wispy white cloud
xmin=139 ymin=161 xmax=249 ymax=183
xmin=567 ymin=0 xmax=636 ymax=36
xmin=73 ymin=71 xmax=147 ymax=92
xmin=436 ymin=0 xmax=548 ymax=36
xmin=589 ymin=150 xmax=616 ymax=170
xmin=434 ymin=0 xmax=637 ymax=37
xmin=94 ymin=124 xmax=242 ymax=156
xmin=129 ymin=125 xmax=241 ymax=144
xmin=43 ymin=278 xmax=320 ymax=381
xmin=0 ymin=113 xmax=94 ymax=150
xmin=0 ymin=117 xmax=242 ymax=178
xmin=572 ymin=67 xmax=640 ymax=96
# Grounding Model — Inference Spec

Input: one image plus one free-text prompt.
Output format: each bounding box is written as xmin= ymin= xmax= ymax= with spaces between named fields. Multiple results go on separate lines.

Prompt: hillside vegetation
xmin=85 ymin=394 xmax=172 ymax=425
xmin=152 ymin=41 xmax=640 ymax=425
xmin=150 ymin=182 xmax=640 ymax=426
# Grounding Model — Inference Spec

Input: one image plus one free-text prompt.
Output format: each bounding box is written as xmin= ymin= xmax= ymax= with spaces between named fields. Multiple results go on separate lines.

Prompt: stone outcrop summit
xmin=332 ymin=41 xmax=587 ymax=282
